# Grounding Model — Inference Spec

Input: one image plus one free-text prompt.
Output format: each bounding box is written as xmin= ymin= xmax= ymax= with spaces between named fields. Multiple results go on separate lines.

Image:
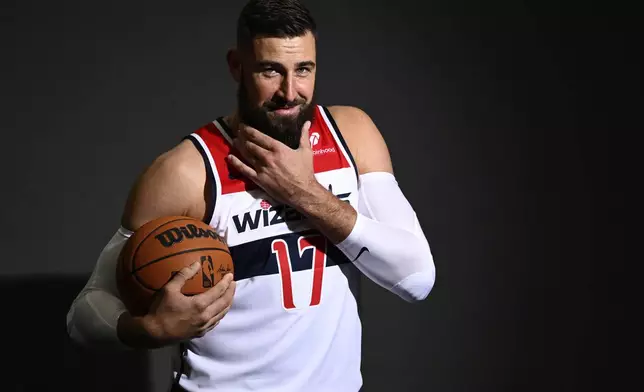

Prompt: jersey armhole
xmin=320 ymin=106 xmax=360 ymax=187
xmin=182 ymin=134 xmax=217 ymax=225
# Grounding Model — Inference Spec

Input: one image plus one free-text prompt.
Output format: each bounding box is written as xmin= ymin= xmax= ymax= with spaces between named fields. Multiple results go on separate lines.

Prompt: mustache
xmin=263 ymin=97 xmax=307 ymax=111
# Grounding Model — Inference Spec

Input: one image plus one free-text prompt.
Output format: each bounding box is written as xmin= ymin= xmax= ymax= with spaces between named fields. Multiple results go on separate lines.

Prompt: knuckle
xmin=216 ymin=280 xmax=230 ymax=292
xmin=206 ymin=288 xmax=221 ymax=301
xmin=219 ymin=287 xmax=230 ymax=299
xmin=180 ymin=265 xmax=194 ymax=274
xmin=191 ymin=300 xmax=204 ymax=312
xmin=207 ymin=299 xmax=224 ymax=314
xmin=212 ymin=300 xmax=228 ymax=316
xmin=195 ymin=298 xmax=210 ymax=311
xmin=198 ymin=313 xmax=211 ymax=325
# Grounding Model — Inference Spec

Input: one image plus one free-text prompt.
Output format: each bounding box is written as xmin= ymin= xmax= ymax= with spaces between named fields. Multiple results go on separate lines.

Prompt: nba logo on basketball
xmin=201 ymin=255 xmax=215 ymax=288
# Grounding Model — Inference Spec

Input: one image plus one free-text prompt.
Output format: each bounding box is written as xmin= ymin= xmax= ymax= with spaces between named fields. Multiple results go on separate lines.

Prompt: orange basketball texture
xmin=116 ymin=216 xmax=234 ymax=316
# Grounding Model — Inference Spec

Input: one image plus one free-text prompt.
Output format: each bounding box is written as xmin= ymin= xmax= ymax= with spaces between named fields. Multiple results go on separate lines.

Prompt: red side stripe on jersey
xmin=192 ymin=106 xmax=350 ymax=195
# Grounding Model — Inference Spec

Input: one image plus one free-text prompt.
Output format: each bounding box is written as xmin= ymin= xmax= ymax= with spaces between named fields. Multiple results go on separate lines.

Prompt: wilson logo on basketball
xmin=155 ymin=224 xmax=220 ymax=248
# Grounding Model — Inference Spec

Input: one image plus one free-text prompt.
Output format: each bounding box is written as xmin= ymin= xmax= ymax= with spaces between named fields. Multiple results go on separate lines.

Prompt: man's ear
xmin=227 ymin=48 xmax=242 ymax=83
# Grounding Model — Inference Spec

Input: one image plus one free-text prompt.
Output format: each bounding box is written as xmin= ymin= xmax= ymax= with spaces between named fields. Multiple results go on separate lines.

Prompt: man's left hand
xmin=226 ymin=121 xmax=319 ymax=207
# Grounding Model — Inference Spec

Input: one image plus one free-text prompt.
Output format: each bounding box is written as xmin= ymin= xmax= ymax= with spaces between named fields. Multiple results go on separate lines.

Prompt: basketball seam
xmin=133 ymin=246 xmax=231 ymax=273
xmin=132 ymin=247 xmax=231 ymax=291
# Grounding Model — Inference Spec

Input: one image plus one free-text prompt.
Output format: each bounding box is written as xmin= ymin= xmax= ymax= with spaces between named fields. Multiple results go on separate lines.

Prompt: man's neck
xmin=222 ymin=112 xmax=240 ymax=137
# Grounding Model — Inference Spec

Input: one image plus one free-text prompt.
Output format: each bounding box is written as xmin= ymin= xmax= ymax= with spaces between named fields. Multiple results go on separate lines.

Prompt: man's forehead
xmin=250 ymin=32 xmax=316 ymax=62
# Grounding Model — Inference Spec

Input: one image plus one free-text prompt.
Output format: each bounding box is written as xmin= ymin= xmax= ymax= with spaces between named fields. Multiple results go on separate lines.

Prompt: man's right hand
xmin=140 ymin=261 xmax=236 ymax=346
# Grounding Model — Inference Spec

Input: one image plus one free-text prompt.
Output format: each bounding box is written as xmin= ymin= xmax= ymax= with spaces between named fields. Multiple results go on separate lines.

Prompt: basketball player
xmin=66 ymin=0 xmax=436 ymax=391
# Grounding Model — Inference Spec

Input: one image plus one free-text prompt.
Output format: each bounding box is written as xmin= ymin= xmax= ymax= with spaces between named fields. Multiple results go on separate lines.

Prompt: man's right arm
xmin=66 ymin=140 xmax=210 ymax=350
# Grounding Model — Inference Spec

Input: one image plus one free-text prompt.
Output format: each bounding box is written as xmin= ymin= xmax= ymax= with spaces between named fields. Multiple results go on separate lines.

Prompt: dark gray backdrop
xmin=1 ymin=1 xmax=635 ymax=391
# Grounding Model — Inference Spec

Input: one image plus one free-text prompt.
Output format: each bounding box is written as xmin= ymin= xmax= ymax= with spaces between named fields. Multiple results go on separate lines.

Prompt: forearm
xmin=67 ymin=227 xmax=148 ymax=350
xmin=337 ymin=212 xmax=435 ymax=301
xmin=335 ymin=172 xmax=435 ymax=302
xmin=67 ymin=287 xmax=130 ymax=349
xmin=69 ymin=293 xmax=162 ymax=350
xmin=116 ymin=312 xmax=166 ymax=350
xmin=294 ymin=181 xmax=357 ymax=244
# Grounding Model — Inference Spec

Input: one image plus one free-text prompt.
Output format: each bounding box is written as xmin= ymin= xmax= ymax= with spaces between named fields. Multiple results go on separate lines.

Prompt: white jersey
xmin=177 ymin=105 xmax=363 ymax=392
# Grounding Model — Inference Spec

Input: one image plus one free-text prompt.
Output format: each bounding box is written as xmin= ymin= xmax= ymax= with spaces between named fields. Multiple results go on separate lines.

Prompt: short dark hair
xmin=236 ymin=0 xmax=317 ymax=50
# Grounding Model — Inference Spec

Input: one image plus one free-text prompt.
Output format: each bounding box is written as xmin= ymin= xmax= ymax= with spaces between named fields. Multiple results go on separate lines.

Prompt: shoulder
xmin=326 ymin=105 xmax=393 ymax=175
xmin=121 ymin=138 xmax=209 ymax=231
xmin=326 ymin=105 xmax=374 ymax=135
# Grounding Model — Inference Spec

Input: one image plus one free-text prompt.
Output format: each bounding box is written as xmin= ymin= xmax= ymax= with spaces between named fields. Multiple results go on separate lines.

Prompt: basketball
xmin=116 ymin=216 xmax=234 ymax=316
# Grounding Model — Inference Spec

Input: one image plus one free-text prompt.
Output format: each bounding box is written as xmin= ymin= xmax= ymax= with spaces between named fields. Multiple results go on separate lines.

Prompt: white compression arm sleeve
xmin=66 ymin=227 xmax=133 ymax=349
xmin=336 ymin=172 xmax=436 ymax=302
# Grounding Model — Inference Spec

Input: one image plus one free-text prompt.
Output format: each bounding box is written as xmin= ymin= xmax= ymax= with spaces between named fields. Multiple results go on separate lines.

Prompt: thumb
xmin=166 ymin=261 xmax=201 ymax=291
xmin=299 ymin=120 xmax=312 ymax=150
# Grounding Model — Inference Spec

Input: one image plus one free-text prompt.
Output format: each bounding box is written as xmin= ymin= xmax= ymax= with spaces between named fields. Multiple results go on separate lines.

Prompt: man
xmin=66 ymin=0 xmax=436 ymax=391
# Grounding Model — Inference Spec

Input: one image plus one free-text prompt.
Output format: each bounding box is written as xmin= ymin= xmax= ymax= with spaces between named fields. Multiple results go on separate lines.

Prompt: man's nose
xmin=279 ymin=74 xmax=297 ymax=103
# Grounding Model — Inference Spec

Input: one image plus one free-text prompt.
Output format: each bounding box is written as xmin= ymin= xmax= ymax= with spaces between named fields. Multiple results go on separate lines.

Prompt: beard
xmin=237 ymin=77 xmax=316 ymax=149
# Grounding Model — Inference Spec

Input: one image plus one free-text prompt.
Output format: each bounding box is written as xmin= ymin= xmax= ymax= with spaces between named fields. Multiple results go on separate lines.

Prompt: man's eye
xmin=296 ymin=68 xmax=311 ymax=76
xmin=262 ymin=69 xmax=278 ymax=77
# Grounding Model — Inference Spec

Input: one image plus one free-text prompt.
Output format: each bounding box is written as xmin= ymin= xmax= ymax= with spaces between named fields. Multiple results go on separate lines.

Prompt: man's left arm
xmin=227 ymin=106 xmax=435 ymax=302
xmin=324 ymin=106 xmax=436 ymax=302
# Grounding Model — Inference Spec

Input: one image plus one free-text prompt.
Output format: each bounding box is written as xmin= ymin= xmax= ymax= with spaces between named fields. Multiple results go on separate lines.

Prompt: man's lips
xmin=272 ymin=106 xmax=300 ymax=115
xmin=269 ymin=105 xmax=302 ymax=116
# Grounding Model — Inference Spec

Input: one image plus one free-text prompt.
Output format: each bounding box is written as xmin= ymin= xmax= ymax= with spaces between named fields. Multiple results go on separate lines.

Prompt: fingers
xmin=239 ymin=123 xmax=276 ymax=151
xmin=226 ymin=154 xmax=258 ymax=180
xmin=197 ymin=301 xmax=231 ymax=336
xmin=299 ymin=120 xmax=312 ymax=150
xmin=164 ymin=261 xmax=201 ymax=292
xmin=233 ymin=136 xmax=269 ymax=167
xmin=193 ymin=273 xmax=235 ymax=309
xmin=194 ymin=278 xmax=236 ymax=337
xmin=196 ymin=320 xmax=220 ymax=337
xmin=203 ymin=279 xmax=236 ymax=317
